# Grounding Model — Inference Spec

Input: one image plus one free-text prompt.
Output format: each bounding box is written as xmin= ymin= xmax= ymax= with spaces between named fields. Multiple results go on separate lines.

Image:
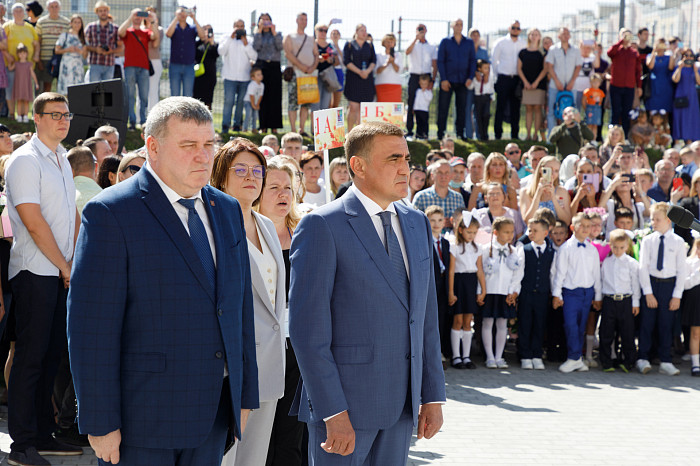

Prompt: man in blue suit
xmin=67 ymin=97 xmax=259 ymax=465
xmin=289 ymin=122 xmax=446 ymax=465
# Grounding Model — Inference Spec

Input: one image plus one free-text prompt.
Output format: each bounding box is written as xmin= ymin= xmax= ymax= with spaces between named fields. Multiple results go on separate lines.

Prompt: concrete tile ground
xmin=1 ymin=358 xmax=699 ymax=465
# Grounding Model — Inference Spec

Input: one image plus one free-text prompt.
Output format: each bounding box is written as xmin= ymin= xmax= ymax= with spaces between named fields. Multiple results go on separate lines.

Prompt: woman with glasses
xmin=211 ymin=138 xmax=285 ymax=466
xmin=671 ymin=48 xmax=700 ymax=143
xmin=116 ymin=151 xmax=145 ymax=182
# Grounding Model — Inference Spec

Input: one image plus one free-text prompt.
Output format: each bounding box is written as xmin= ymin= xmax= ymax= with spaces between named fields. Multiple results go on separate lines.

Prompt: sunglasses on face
xmin=230 ymin=163 xmax=265 ymax=179
xmin=318 ymin=28 xmax=328 ymax=33
xmin=122 ymin=165 xmax=141 ymax=175
xmin=511 ymin=26 xmax=521 ymax=30
xmin=507 ymin=150 xmax=520 ymax=155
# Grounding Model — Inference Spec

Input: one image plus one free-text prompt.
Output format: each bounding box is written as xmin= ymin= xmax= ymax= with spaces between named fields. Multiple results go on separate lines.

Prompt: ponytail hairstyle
xmin=690 ymin=237 xmax=700 ymax=259
xmin=454 ymin=210 xmax=480 ymax=254
xmin=489 ymin=216 xmax=515 ymax=257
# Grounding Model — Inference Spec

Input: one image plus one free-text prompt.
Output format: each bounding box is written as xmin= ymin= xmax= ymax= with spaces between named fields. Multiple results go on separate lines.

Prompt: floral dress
xmin=56 ymin=32 xmax=85 ymax=95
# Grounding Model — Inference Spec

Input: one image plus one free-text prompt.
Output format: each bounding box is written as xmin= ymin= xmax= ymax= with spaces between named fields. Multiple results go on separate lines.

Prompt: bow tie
xmin=498 ymin=248 xmax=508 ymax=258
xmin=577 ymin=242 xmax=586 ymax=248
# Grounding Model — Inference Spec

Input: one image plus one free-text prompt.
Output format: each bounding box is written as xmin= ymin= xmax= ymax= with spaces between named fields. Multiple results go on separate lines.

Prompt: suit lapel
xmin=139 ymin=170 xmax=215 ymax=303
xmin=246 ymin=215 xmax=274 ymax=315
xmin=201 ymin=188 xmax=234 ymax=303
xmin=253 ymin=212 xmax=285 ymax=320
xmin=344 ymin=192 xmax=409 ymax=310
xmin=396 ymin=202 xmax=426 ymax=316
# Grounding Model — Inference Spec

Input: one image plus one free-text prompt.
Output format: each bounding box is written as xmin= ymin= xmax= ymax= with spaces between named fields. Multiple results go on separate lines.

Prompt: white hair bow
xmin=462 ymin=210 xmax=473 ymax=227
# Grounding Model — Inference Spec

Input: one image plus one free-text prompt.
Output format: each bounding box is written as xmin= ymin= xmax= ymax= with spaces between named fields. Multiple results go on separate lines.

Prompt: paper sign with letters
xmin=360 ymin=102 xmax=404 ymax=127
xmin=313 ymin=107 xmax=346 ymax=151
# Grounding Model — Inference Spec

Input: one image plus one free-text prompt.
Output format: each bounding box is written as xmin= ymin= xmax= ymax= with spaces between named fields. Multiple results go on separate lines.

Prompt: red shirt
xmin=607 ymin=39 xmax=641 ymax=89
xmin=123 ymin=27 xmax=152 ymax=70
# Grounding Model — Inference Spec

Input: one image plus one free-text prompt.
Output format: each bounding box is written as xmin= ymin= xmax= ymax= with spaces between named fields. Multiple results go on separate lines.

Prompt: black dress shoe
xmin=36 ymin=437 xmax=83 ymax=456
xmin=451 ymin=357 xmax=463 ymax=369
xmin=54 ymin=424 xmax=90 ymax=447
xmin=692 ymin=366 xmax=700 ymax=377
xmin=8 ymin=447 xmax=50 ymax=465
xmin=463 ymin=360 xmax=477 ymax=369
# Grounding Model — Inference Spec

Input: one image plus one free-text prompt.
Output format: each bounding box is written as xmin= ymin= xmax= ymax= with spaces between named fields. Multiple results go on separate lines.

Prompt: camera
xmin=136 ymin=11 xmax=149 ymax=18
xmin=620 ymin=144 xmax=635 ymax=153
xmin=622 ymin=173 xmax=636 ymax=183
xmin=685 ymin=59 xmax=695 ymax=66
xmin=100 ymin=44 xmax=110 ymax=51
xmin=235 ymin=29 xmax=245 ymax=39
xmin=417 ymin=26 xmax=425 ymax=32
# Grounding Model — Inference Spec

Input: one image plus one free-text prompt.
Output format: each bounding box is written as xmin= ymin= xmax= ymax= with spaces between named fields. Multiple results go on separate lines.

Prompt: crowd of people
xmin=1 ymin=1 xmax=700 ymax=466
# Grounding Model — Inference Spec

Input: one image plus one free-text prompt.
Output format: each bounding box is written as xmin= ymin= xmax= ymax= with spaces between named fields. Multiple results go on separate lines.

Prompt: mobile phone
xmin=622 ymin=173 xmax=636 ymax=183
xmin=264 ymin=20 xmax=272 ymax=26
xmin=541 ymin=167 xmax=552 ymax=183
xmin=582 ymin=173 xmax=600 ymax=193
xmin=418 ymin=26 xmax=425 ymax=32
xmin=207 ymin=28 xmax=213 ymax=38
xmin=620 ymin=144 xmax=635 ymax=153
xmin=673 ymin=177 xmax=683 ymax=190
xmin=685 ymin=59 xmax=695 ymax=66
xmin=390 ymin=47 xmax=395 ymax=57
xmin=136 ymin=11 xmax=149 ymax=17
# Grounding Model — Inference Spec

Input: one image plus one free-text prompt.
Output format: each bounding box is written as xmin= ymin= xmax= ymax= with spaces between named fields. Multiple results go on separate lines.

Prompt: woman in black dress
xmin=343 ymin=23 xmax=376 ymax=129
xmin=253 ymin=13 xmax=284 ymax=133
xmin=193 ymin=25 xmax=219 ymax=109
xmin=517 ymin=28 xmax=547 ymax=141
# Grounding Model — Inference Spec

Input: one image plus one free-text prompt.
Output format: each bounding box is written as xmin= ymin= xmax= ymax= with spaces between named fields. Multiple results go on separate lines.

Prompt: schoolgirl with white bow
xmin=480 ymin=217 xmax=524 ymax=369
xmin=448 ymin=211 xmax=486 ymax=369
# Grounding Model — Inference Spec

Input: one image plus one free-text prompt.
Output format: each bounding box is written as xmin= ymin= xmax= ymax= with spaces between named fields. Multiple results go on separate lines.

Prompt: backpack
xmin=553 ymin=90 xmax=575 ymax=120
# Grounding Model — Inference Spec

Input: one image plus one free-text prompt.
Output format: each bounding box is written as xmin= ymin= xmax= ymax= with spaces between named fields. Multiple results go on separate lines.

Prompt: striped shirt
xmin=36 ymin=15 xmax=70 ymax=61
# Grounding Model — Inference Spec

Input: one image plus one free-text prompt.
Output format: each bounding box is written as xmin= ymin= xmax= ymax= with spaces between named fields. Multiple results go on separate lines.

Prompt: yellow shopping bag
xmin=297 ymin=71 xmax=320 ymax=105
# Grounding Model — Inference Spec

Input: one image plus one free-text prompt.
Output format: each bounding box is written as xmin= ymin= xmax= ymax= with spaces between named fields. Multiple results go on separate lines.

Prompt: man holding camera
xmin=218 ymin=19 xmax=257 ymax=133
xmin=85 ymin=1 xmax=120 ymax=82
xmin=405 ymin=24 xmax=437 ymax=139
xmin=607 ymin=28 xmax=642 ymax=135
xmin=166 ymin=6 xmax=206 ymax=97
xmin=118 ymin=9 xmax=159 ymax=130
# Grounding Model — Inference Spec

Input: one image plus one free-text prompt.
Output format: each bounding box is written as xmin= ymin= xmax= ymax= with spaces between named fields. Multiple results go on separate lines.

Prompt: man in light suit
xmin=289 ymin=122 xmax=446 ymax=465
xmin=67 ymin=97 xmax=259 ymax=465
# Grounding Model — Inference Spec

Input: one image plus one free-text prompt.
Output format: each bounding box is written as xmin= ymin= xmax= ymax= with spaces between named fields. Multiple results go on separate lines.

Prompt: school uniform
xmin=433 ymin=235 xmax=452 ymax=358
xmin=450 ymin=241 xmax=481 ymax=316
xmin=481 ymin=240 xmax=524 ymax=319
xmin=638 ymin=229 xmax=688 ymax=363
xmin=600 ymin=254 xmax=640 ymax=369
xmin=552 ymin=237 xmax=602 ymax=361
xmin=682 ymin=256 xmax=700 ymax=328
xmin=518 ymin=240 xmax=555 ymax=360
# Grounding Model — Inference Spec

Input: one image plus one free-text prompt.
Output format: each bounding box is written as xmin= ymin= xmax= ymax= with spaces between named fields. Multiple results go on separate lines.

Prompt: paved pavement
xmin=0 ymin=353 xmax=699 ymax=465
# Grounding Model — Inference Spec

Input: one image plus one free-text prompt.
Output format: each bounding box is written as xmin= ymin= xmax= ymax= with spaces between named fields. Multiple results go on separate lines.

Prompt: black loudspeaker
xmin=65 ymin=78 xmax=128 ymax=153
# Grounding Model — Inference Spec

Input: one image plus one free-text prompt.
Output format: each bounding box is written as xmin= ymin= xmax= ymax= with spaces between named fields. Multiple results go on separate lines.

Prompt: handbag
xmin=130 ymin=30 xmax=155 ymax=76
xmin=319 ymin=66 xmax=341 ymax=92
xmin=49 ymin=33 xmax=65 ymax=78
xmin=194 ymin=43 xmax=209 ymax=78
xmin=296 ymin=70 xmax=320 ymax=105
xmin=283 ymin=34 xmax=307 ymax=82
xmin=674 ymin=96 xmax=689 ymax=109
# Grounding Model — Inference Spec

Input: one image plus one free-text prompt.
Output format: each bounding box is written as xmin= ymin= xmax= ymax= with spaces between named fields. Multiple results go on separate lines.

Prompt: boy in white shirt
xmin=552 ymin=212 xmax=602 ymax=373
xmin=244 ymin=67 xmax=264 ymax=133
xmin=637 ymin=202 xmax=688 ymax=375
xmin=413 ymin=74 xmax=433 ymax=140
xmin=600 ymin=229 xmax=640 ymax=372
xmin=470 ymin=60 xmax=494 ymax=141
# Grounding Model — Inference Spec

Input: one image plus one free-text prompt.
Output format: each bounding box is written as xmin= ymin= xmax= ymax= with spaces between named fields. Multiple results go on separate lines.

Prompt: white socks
xmin=586 ymin=335 xmax=595 ymax=360
xmin=461 ymin=330 xmax=473 ymax=359
xmin=495 ymin=318 xmax=508 ymax=361
xmin=482 ymin=318 xmax=495 ymax=362
xmin=692 ymin=354 xmax=700 ymax=367
xmin=451 ymin=329 xmax=462 ymax=360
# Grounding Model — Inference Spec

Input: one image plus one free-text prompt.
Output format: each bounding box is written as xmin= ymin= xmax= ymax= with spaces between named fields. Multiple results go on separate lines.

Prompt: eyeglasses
xmin=507 ymin=150 xmax=520 ymax=155
xmin=230 ymin=163 xmax=265 ymax=179
xmin=36 ymin=112 xmax=74 ymax=121
xmin=318 ymin=28 xmax=328 ymax=33
xmin=511 ymin=26 xmax=521 ymax=30
xmin=123 ymin=165 xmax=141 ymax=175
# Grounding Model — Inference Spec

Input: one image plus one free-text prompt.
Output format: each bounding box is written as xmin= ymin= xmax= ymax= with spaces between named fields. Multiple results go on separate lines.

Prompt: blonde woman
xmin=467 ymin=152 xmax=517 ymax=210
xmin=520 ymin=155 xmax=572 ymax=224
xmin=375 ymin=33 xmax=403 ymax=102
xmin=328 ymin=157 xmax=350 ymax=197
xmin=116 ymin=151 xmax=146 ymax=182
xmin=517 ymin=28 xmax=547 ymax=141
xmin=599 ymin=124 xmax=625 ymax=166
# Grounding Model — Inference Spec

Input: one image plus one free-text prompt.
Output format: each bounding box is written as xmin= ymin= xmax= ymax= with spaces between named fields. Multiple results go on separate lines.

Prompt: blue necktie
xmin=378 ymin=211 xmax=409 ymax=302
xmin=577 ymin=242 xmax=586 ymax=248
xmin=178 ymin=199 xmax=216 ymax=292
xmin=657 ymin=235 xmax=665 ymax=271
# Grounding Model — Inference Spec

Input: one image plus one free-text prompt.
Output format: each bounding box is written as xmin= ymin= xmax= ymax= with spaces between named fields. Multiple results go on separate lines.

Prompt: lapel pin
xmin=210 ymin=200 xmax=215 ymax=206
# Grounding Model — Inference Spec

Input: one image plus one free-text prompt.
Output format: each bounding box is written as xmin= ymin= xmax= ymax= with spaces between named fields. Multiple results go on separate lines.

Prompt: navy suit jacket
xmin=288 ymin=190 xmax=446 ymax=430
xmin=67 ymin=169 xmax=259 ymax=449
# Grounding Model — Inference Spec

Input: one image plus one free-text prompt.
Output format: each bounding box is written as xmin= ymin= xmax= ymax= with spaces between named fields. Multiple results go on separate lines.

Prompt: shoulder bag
xmin=283 ymin=34 xmax=307 ymax=82
xmin=130 ymin=30 xmax=155 ymax=76
xmin=194 ymin=43 xmax=210 ymax=77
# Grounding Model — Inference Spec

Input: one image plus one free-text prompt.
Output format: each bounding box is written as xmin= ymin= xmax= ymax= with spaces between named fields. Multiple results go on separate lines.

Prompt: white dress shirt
xmin=145 ymin=163 xmax=217 ymax=265
xmin=638 ymin=229 xmax=688 ymax=298
xmin=375 ymin=52 xmax=404 ymax=85
xmin=407 ymin=40 xmax=437 ymax=74
xmin=685 ymin=256 xmax=700 ymax=290
xmin=414 ymin=88 xmax=433 ymax=112
xmin=601 ymin=253 xmax=641 ymax=307
xmin=351 ymin=184 xmax=410 ymax=278
xmin=468 ymin=75 xmax=495 ymax=95
xmin=491 ymin=34 xmax=526 ymax=77
xmin=481 ymin=239 xmax=524 ymax=295
xmin=551 ymin=236 xmax=602 ymax=300
xmin=218 ymin=35 xmax=258 ymax=82
xmin=5 ymin=135 xmax=76 ymax=279
xmin=450 ymin=240 xmax=480 ymax=273
xmin=433 ymin=236 xmax=445 ymax=274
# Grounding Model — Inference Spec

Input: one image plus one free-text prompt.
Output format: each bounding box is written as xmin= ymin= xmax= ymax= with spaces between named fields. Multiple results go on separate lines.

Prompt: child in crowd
xmin=517 ymin=207 xmax=556 ymax=245
xmin=10 ymin=43 xmax=39 ymax=123
xmin=583 ymin=209 xmax=608 ymax=367
xmin=552 ymin=212 xmax=602 ymax=373
xmin=599 ymin=229 xmax=640 ymax=372
xmin=244 ymin=67 xmax=264 ymax=133
xmin=637 ymin=202 xmax=688 ymax=375
xmin=582 ymin=73 xmax=604 ymax=141
xmin=650 ymin=110 xmax=672 ymax=149
xmin=471 ymin=59 xmax=494 ymax=141
xmin=426 ymin=205 xmax=453 ymax=362
xmin=413 ymin=74 xmax=433 ymax=140
xmin=448 ymin=211 xmax=486 ymax=369
xmin=682 ymin=237 xmax=700 ymax=377
xmin=518 ymin=217 xmax=555 ymax=370
xmin=549 ymin=220 xmax=569 ymax=251
xmin=628 ymin=110 xmax=653 ymax=147
xmin=481 ymin=217 xmax=524 ymax=369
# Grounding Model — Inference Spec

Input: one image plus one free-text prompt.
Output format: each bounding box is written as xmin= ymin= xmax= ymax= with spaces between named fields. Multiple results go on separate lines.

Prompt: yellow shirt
xmin=3 ymin=22 xmax=39 ymax=67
